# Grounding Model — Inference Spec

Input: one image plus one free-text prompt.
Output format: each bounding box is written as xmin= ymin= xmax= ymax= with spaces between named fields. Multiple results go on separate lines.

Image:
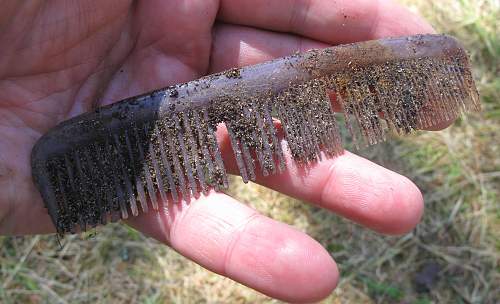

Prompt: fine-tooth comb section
xmin=30 ymin=34 xmax=481 ymax=234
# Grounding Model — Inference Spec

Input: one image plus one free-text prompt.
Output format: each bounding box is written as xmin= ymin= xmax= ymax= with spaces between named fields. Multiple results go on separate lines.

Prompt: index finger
xmin=218 ymin=0 xmax=435 ymax=44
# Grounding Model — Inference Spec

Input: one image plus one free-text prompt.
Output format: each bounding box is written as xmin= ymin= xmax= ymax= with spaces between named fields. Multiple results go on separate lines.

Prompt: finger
xmin=258 ymin=151 xmax=424 ymax=235
xmin=210 ymin=23 xmax=328 ymax=72
xmin=218 ymin=0 xmax=435 ymax=44
xmin=215 ymin=125 xmax=423 ymax=235
xmin=127 ymin=192 xmax=338 ymax=303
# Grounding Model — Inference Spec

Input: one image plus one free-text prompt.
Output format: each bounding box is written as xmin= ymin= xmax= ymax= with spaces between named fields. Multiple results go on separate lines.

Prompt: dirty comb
xmin=31 ymin=34 xmax=480 ymax=234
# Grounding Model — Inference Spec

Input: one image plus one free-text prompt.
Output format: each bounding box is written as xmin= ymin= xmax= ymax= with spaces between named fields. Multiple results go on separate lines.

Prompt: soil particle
xmin=223 ymin=68 xmax=242 ymax=79
xmin=169 ymin=89 xmax=179 ymax=98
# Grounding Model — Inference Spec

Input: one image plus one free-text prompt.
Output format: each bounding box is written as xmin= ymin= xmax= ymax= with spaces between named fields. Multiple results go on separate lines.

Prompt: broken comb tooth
xmin=30 ymin=34 xmax=480 ymax=234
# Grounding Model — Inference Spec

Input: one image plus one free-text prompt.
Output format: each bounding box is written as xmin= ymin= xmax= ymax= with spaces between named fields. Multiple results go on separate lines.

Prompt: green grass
xmin=1 ymin=0 xmax=499 ymax=303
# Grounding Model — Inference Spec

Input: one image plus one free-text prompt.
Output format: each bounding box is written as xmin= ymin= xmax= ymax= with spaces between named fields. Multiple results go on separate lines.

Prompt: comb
xmin=31 ymin=34 xmax=480 ymax=234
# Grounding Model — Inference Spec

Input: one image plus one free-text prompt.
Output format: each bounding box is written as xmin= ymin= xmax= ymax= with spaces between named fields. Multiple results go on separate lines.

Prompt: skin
xmin=0 ymin=0 xmax=454 ymax=302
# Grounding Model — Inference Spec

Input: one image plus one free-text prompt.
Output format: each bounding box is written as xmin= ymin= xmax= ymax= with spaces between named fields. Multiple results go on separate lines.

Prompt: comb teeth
xmin=154 ymin=124 xmax=178 ymax=203
xmin=31 ymin=34 xmax=481 ymax=234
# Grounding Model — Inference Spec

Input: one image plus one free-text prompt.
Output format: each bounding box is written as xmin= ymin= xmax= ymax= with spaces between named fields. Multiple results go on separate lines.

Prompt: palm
xmin=0 ymin=0 xmax=439 ymax=302
xmin=0 ymin=0 xmax=216 ymax=233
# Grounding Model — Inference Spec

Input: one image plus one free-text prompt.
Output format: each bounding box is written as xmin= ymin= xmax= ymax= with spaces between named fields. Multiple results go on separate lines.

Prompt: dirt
xmin=222 ymin=68 xmax=242 ymax=79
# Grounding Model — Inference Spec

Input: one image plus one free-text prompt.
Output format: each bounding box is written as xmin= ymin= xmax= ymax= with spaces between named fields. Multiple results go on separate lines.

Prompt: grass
xmin=1 ymin=0 xmax=499 ymax=303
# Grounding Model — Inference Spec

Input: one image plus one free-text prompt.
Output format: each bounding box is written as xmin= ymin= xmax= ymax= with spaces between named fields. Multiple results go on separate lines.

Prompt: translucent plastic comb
xmin=31 ymin=34 xmax=481 ymax=234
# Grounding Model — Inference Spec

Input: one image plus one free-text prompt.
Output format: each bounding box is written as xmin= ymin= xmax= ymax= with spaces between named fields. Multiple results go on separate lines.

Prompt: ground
xmin=0 ymin=0 xmax=499 ymax=303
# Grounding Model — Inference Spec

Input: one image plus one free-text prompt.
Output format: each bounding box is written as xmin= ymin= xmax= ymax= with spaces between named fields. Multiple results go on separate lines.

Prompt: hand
xmin=0 ymin=0 xmax=443 ymax=302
